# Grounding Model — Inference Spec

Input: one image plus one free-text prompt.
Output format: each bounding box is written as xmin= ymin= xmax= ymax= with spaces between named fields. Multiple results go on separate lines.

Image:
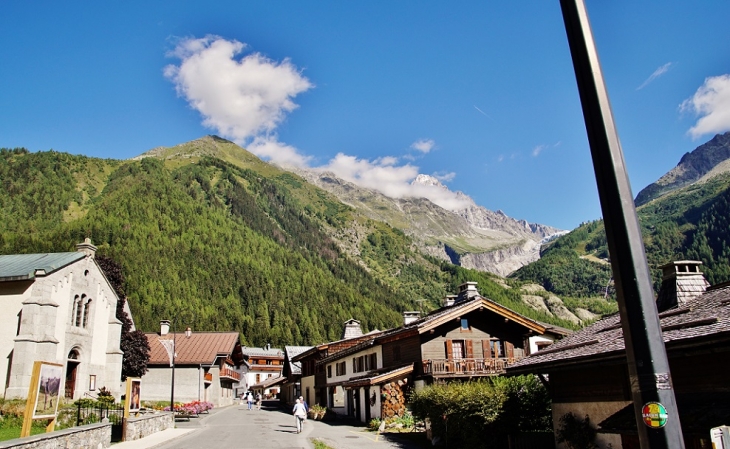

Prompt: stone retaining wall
xmin=124 ymin=412 xmax=174 ymax=442
xmin=0 ymin=423 xmax=111 ymax=449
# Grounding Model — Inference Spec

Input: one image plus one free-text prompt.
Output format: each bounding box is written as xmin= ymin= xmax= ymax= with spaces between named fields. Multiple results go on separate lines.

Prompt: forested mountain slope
xmin=1 ymin=141 xmax=584 ymax=347
xmin=512 ymin=170 xmax=730 ymax=296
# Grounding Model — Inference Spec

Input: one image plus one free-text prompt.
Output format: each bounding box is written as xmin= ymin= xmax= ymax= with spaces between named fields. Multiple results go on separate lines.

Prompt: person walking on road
xmin=246 ymin=391 xmax=254 ymax=411
xmin=256 ymin=392 xmax=262 ymax=410
xmin=293 ymin=399 xmax=307 ymax=433
xmin=299 ymin=396 xmax=309 ymax=422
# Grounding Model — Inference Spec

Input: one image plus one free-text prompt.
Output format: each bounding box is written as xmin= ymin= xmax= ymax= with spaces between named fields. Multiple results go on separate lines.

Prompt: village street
xmin=149 ymin=401 xmax=425 ymax=449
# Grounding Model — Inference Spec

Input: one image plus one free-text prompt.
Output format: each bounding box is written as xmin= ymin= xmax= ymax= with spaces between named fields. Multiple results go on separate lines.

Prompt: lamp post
xmin=163 ymin=321 xmax=191 ymax=414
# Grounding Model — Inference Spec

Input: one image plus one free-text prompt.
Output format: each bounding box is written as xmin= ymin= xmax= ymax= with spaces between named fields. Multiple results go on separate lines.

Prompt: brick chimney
xmin=342 ymin=319 xmax=363 ymax=340
xmin=76 ymin=238 xmax=97 ymax=258
xmin=655 ymin=261 xmax=710 ymax=313
xmin=160 ymin=320 xmax=171 ymax=336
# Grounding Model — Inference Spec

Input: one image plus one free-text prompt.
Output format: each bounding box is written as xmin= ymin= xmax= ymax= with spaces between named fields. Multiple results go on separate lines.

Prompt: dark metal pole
xmin=558 ymin=1 xmax=685 ymax=447
xmin=171 ymin=325 xmax=176 ymax=414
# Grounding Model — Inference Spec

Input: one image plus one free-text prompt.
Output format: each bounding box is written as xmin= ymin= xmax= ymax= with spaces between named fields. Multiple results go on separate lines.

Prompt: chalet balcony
xmin=219 ymin=367 xmax=240 ymax=381
xmin=204 ymin=372 xmax=213 ymax=384
xmin=421 ymin=358 xmax=518 ymax=377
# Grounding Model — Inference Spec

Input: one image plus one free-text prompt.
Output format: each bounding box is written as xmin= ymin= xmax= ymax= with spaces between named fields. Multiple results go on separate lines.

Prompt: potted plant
xmin=309 ymin=404 xmax=326 ymax=420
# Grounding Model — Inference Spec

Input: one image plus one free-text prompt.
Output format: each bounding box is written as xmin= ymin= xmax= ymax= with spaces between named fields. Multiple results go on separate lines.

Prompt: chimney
xmin=655 ymin=261 xmax=709 ymax=312
xmin=342 ymin=319 xmax=363 ymax=340
xmin=403 ymin=311 xmax=420 ymax=325
xmin=443 ymin=295 xmax=457 ymax=307
xmin=456 ymin=282 xmax=479 ymax=303
xmin=160 ymin=320 xmax=171 ymax=336
xmin=76 ymin=238 xmax=97 ymax=258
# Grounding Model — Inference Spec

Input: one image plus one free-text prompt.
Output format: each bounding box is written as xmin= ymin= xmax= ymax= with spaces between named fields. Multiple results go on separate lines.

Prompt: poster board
xmin=124 ymin=377 xmax=141 ymax=418
xmin=21 ymin=361 xmax=64 ymax=437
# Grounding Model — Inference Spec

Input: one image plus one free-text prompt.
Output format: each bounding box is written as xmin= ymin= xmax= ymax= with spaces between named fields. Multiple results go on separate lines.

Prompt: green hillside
xmin=512 ymin=172 xmax=730 ymax=295
xmin=1 ymin=141 xmax=579 ymax=347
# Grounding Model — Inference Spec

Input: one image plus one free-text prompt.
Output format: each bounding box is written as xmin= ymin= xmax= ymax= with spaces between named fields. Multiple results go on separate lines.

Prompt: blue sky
xmin=1 ymin=1 xmax=729 ymax=230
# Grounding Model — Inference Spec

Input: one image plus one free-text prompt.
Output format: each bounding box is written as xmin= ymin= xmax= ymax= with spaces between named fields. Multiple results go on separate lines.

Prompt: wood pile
xmin=380 ymin=378 xmax=408 ymax=418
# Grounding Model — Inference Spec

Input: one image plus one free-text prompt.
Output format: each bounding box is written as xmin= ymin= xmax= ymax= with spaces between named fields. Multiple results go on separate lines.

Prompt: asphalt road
xmin=152 ymin=401 xmax=426 ymax=449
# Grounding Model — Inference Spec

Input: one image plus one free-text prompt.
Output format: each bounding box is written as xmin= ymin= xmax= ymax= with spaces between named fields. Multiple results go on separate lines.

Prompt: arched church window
xmin=82 ymin=298 xmax=92 ymax=328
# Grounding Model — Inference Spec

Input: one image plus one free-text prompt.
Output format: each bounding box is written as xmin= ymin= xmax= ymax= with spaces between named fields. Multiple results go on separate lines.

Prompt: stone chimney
xmin=160 ymin=320 xmax=171 ymax=336
xmin=76 ymin=238 xmax=97 ymax=258
xmin=456 ymin=282 xmax=479 ymax=303
xmin=443 ymin=295 xmax=457 ymax=307
xmin=342 ymin=319 xmax=363 ymax=340
xmin=655 ymin=261 xmax=710 ymax=313
xmin=403 ymin=311 xmax=420 ymax=325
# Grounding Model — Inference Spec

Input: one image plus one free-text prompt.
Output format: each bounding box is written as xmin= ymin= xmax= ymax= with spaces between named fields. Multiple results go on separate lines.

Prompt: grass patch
xmin=311 ymin=438 xmax=335 ymax=449
xmin=0 ymin=425 xmax=46 ymax=442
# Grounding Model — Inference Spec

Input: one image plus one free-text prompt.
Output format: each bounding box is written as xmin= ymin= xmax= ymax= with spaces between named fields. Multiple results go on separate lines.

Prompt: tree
xmin=97 ymin=255 xmax=151 ymax=380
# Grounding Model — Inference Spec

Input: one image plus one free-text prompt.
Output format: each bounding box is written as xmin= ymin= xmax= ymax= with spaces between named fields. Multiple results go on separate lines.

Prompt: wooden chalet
xmin=508 ymin=261 xmax=730 ymax=449
xmin=379 ymin=282 xmax=570 ymax=388
xmin=309 ymin=282 xmax=570 ymax=423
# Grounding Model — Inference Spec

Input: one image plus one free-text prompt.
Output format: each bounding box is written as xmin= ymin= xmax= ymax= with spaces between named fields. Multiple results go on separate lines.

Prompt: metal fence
xmin=75 ymin=402 xmax=125 ymax=442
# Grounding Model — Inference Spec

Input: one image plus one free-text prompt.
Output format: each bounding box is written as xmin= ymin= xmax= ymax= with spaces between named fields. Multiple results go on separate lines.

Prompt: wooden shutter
xmin=483 ymin=340 xmax=492 ymax=359
xmin=506 ymin=341 xmax=514 ymax=359
xmin=465 ymin=340 xmax=474 ymax=358
xmin=445 ymin=339 xmax=453 ymax=359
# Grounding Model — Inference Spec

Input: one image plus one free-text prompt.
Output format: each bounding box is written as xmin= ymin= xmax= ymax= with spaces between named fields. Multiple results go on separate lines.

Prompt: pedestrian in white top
xmin=292 ymin=399 xmax=307 ymax=433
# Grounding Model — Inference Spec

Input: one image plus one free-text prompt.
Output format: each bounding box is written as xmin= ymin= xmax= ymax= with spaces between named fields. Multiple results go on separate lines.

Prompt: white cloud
xmin=532 ymin=141 xmax=561 ymax=157
xmin=318 ymin=154 xmax=470 ymax=210
xmin=248 ymin=136 xmax=312 ymax=168
xmin=411 ymin=139 xmax=435 ymax=153
xmin=532 ymin=144 xmax=547 ymax=157
xmin=680 ymin=74 xmax=730 ymax=139
xmin=434 ymin=171 xmax=456 ymax=183
xmin=637 ymin=62 xmax=672 ymax=90
xmin=164 ymin=35 xmax=314 ymax=166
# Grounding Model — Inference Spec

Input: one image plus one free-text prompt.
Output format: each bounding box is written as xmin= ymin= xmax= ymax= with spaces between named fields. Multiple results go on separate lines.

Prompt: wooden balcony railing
xmin=421 ymin=358 xmax=518 ymax=377
xmin=204 ymin=372 xmax=213 ymax=383
xmin=219 ymin=367 xmax=240 ymax=381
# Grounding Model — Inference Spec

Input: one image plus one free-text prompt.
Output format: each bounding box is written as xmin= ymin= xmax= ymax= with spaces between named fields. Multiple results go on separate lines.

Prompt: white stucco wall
xmin=527 ymin=335 xmax=557 ymax=354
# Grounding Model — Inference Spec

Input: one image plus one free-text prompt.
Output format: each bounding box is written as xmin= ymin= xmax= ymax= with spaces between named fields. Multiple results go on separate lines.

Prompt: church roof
xmin=0 ymin=252 xmax=85 ymax=281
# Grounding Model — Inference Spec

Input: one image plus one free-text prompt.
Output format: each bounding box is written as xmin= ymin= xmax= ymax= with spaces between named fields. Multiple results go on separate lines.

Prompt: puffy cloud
xmin=164 ymin=35 xmax=313 ymax=165
xmin=681 ymin=74 xmax=730 ymax=139
xmin=319 ymin=154 xmax=470 ymax=210
xmin=248 ymin=136 xmax=312 ymax=168
xmin=410 ymin=139 xmax=435 ymax=153
xmin=637 ymin=62 xmax=672 ymax=90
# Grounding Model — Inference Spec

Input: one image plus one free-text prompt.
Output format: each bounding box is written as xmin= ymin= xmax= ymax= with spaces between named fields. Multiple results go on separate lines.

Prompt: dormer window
xmin=460 ymin=318 xmax=469 ymax=330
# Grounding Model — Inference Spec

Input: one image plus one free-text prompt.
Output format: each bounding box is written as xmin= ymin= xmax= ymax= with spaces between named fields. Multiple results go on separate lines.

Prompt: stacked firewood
xmin=380 ymin=378 xmax=408 ymax=418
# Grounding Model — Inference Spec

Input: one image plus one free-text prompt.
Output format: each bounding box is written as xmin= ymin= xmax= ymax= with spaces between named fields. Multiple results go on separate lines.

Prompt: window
xmin=336 ymin=361 xmax=346 ymax=376
xmin=369 ymin=353 xmax=377 ymax=370
xmin=451 ymin=340 xmax=465 ymax=360
xmin=491 ymin=340 xmax=505 ymax=358
xmin=460 ymin=318 xmax=469 ymax=330
xmin=82 ymin=299 xmax=91 ymax=328
xmin=327 ymin=365 xmax=332 ymax=378
xmin=256 ymin=374 xmax=261 ymax=383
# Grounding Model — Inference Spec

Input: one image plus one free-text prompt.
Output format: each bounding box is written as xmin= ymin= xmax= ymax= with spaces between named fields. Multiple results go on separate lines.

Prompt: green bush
xmin=409 ymin=376 xmax=551 ymax=449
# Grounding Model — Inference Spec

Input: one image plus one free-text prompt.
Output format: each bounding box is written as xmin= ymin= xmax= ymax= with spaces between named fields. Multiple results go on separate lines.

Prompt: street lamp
xmin=161 ymin=321 xmax=191 ymax=414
